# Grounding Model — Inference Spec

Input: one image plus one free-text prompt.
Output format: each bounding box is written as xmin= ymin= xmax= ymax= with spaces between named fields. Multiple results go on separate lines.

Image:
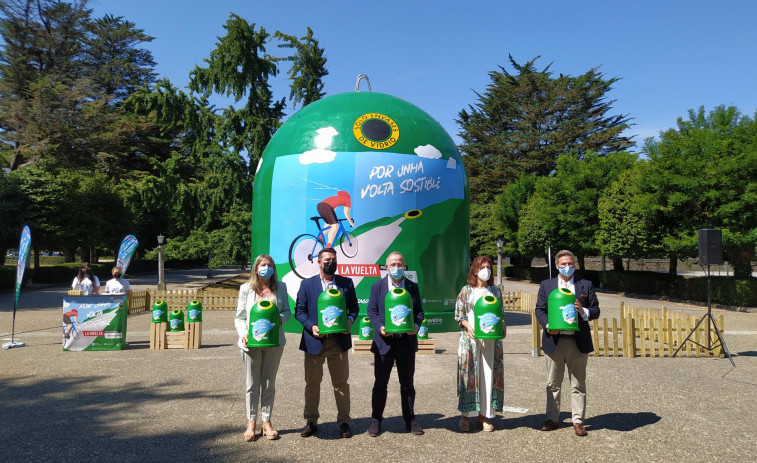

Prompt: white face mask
xmin=477 ymin=267 xmax=491 ymax=282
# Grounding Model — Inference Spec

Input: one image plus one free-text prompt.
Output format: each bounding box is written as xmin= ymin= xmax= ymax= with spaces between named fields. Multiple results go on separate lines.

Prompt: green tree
xmin=274 ymin=26 xmax=328 ymax=109
xmin=457 ymin=55 xmax=633 ymax=258
xmin=643 ymin=105 xmax=757 ymax=277
xmin=189 ymin=14 xmax=284 ymax=174
xmin=494 ymin=173 xmax=536 ymax=265
xmin=597 ymin=165 xmax=658 ymax=270
xmin=516 ymin=152 xmax=636 ymax=268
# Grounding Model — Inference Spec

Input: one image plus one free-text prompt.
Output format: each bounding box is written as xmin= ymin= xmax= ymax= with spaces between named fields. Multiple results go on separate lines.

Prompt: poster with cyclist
xmin=251 ymin=90 xmax=469 ymax=332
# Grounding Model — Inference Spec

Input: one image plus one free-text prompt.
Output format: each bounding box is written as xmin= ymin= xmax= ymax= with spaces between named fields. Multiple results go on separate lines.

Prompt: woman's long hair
xmin=76 ymin=262 xmax=94 ymax=284
xmin=249 ymin=254 xmax=278 ymax=294
xmin=467 ymin=255 xmax=494 ymax=287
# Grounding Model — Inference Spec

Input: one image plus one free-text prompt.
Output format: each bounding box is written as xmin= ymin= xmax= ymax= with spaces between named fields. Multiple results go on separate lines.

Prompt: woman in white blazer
xmin=234 ymin=254 xmax=290 ymax=442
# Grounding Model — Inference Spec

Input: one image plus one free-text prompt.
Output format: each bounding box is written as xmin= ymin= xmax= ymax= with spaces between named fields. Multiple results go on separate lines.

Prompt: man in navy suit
xmin=294 ymin=248 xmax=359 ymax=438
xmin=534 ymin=249 xmax=600 ymax=437
xmin=366 ymin=251 xmax=425 ymax=437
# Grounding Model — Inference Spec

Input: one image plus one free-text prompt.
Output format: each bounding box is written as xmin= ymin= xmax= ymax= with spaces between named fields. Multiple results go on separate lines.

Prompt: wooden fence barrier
xmin=520 ymin=292 xmax=726 ymax=358
xmin=127 ymin=288 xmax=239 ymax=314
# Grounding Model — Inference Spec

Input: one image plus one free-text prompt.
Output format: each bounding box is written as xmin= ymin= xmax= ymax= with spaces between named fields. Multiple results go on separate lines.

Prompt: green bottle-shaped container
xmin=474 ymin=295 xmax=504 ymax=339
xmin=187 ymin=300 xmax=203 ymax=322
xmin=547 ymin=288 xmax=578 ymax=331
xmin=318 ymin=288 xmax=347 ymax=334
xmin=417 ymin=318 xmax=429 ymax=339
xmin=169 ymin=308 xmax=184 ymax=331
xmin=152 ymin=300 xmax=168 ymax=323
xmin=385 ymin=288 xmax=413 ymax=333
xmin=247 ymin=300 xmax=280 ymax=348
xmin=358 ymin=316 xmax=373 ymax=340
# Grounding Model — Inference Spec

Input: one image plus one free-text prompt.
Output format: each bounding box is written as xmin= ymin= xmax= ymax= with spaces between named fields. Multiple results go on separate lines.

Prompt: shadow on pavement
xmin=0 ymin=375 xmax=259 ymax=462
xmin=587 ymin=411 xmax=661 ymax=431
xmin=504 ymin=312 xmax=533 ymax=327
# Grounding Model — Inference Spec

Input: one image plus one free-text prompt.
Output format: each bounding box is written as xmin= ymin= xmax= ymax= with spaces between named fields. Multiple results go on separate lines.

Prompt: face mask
xmin=257 ymin=265 xmax=274 ymax=279
xmin=322 ymin=260 xmax=337 ymax=276
xmin=114 ymin=274 xmax=122 ymax=279
xmin=389 ymin=267 xmax=404 ymax=280
xmin=477 ymin=267 xmax=491 ymax=282
xmin=558 ymin=265 xmax=575 ymax=278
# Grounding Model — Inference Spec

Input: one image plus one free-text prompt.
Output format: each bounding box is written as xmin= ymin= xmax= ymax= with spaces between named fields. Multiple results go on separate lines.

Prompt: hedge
xmin=504 ymin=267 xmax=757 ymax=308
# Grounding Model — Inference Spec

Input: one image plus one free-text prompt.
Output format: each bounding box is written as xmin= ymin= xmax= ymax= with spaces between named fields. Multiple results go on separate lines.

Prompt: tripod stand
xmin=673 ymin=264 xmax=734 ymax=366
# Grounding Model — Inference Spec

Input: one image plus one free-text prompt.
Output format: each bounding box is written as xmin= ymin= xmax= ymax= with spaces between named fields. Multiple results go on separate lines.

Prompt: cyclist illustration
xmin=288 ymin=190 xmax=358 ymax=279
xmin=63 ymin=308 xmax=78 ymax=339
xmin=317 ymin=190 xmax=355 ymax=248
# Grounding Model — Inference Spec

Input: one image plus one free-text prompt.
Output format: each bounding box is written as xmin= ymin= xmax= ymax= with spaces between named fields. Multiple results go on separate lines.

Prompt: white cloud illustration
xmin=446 ymin=157 xmax=457 ymax=169
xmin=314 ymin=127 xmax=338 ymax=149
xmin=414 ymin=144 xmax=442 ymax=159
xmin=299 ymin=148 xmax=336 ymax=165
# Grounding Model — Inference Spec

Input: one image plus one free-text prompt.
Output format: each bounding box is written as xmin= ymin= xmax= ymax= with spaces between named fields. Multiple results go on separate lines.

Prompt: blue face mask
xmin=558 ymin=265 xmax=575 ymax=278
xmin=389 ymin=267 xmax=405 ymax=280
xmin=257 ymin=265 xmax=274 ymax=279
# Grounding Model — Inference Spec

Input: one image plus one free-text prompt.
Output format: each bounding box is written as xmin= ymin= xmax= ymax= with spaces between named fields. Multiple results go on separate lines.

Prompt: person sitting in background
xmin=72 ymin=262 xmax=100 ymax=294
xmin=104 ymin=266 xmax=131 ymax=295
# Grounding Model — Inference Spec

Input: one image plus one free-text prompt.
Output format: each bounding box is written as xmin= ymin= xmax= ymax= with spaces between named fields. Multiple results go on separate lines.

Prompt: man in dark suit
xmin=294 ymin=247 xmax=359 ymax=438
xmin=535 ymin=249 xmax=600 ymax=437
xmin=366 ymin=251 xmax=425 ymax=436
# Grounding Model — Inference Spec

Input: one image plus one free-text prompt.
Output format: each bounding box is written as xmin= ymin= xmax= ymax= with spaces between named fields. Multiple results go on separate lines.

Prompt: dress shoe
xmin=300 ymin=421 xmax=318 ymax=438
xmin=367 ymin=418 xmax=381 ymax=437
xmin=340 ymin=422 xmax=353 ymax=438
xmin=407 ymin=420 xmax=424 ymax=435
xmin=540 ymin=419 xmax=559 ymax=431
xmin=573 ymin=422 xmax=588 ymax=436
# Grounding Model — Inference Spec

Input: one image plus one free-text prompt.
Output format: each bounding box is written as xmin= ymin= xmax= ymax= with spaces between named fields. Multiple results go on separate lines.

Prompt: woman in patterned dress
xmin=455 ymin=255 xmax=506 ymax=432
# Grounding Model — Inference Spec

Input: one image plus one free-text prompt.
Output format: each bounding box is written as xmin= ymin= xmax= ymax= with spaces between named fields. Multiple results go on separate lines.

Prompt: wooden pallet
xmin=351 ymin=338 xmax=436 ymax=355
xmin=150 ymin=322 xmax=202 ymax=349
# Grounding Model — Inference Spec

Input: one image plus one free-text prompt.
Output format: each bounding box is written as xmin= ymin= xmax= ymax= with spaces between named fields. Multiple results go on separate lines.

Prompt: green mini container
xmin=474 ymin=295 xmax=504 ymax=339
xmin=152 ymin=300 xmax=168 ymax=323
xmin=168 ymin=308 xmax=184 ymax=331
xmin=417 ymin=318 xmax=429 ymax=339
xmin=247 ymin=300 xmax=280 ymax=348
xmin=187 ymin=300 xmax=203 ymax=322
xmin=318 ymin=288 xmax=347 ymax=334
xmin=385 ymin=288 xmax=414 ymax=333
xmin=358 ymin=316 xmax=373 ymax=340
xmin=547 ymin=288 xmax=578 ymax=331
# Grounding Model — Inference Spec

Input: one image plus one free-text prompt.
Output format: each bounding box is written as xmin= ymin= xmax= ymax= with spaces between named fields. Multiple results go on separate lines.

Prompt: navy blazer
xmin=367 ymin=276 xmax=425 ymax=355
xmin=534 ymin=277 xmax=600 ymax=354
xmin=294 ymin=274 xmax=360 ymax=355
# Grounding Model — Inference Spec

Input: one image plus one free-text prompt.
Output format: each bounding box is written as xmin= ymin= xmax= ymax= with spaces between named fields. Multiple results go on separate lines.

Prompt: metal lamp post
xmin=496 ymin=239 xmax=504 ymax=286
xmin=157 ymin=234 xmax=166 ymax=290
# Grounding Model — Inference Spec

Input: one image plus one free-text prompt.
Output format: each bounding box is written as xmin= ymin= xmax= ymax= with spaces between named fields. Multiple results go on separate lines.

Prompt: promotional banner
xmin=62 ymin=295 xmax=127 ymax=351
xmin=3 ymin=225 xmax=32 ymax=349
xmin=116 ymin=235 xmax=139 ymax=275
xmin=15 ymin=225 xmax=31 ymax=308
xmin=252 ymin=91 xmax=470 ymax=332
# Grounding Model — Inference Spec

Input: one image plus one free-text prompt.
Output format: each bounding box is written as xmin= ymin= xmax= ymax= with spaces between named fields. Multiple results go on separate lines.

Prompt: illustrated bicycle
xmin=288 ymin=216 xmax=358 ymax=279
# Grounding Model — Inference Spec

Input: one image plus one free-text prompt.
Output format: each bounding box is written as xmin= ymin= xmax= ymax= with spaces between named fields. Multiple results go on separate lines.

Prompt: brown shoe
xmin=300 ymin=421 xmax=318 ymax=438
xmin=573 ymin=422 xmax=588 ymax=436
xmin=540 ymin=419 xmax=559 ymax=431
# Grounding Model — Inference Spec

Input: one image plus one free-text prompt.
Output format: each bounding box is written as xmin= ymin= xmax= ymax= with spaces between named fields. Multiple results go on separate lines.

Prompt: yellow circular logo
xmin=353 ymin=113 xmax=400 ymax=149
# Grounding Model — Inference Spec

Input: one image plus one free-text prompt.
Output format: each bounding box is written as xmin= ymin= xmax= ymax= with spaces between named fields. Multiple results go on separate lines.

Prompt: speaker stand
xmin=673 ymin=265 xmax=734 ymax=366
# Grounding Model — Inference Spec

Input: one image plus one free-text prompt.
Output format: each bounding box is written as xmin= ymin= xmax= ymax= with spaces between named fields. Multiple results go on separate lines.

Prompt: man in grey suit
xmin=534 ymin=249 xmax=600 ymax=436
xmin=366 ymin=251 xmax=425 ymax=437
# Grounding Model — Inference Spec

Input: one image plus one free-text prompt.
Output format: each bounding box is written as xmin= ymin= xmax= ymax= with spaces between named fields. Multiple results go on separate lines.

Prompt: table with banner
xmin=62 ymin=295 xmax=128 ymax=351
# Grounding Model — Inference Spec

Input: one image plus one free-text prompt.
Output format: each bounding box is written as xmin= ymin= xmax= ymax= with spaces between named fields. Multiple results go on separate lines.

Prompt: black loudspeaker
xmin=698 ymin=229 xmax=723 ymax=266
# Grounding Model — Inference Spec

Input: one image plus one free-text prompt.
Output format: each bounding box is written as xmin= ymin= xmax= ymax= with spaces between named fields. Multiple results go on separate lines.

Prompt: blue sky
xmin=90 ymin=0 xmax=757 ymax=150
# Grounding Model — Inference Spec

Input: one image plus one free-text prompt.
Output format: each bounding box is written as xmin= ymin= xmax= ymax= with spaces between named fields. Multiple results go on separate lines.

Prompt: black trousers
xmin=371 ymin=338 xmax=416 ymax=424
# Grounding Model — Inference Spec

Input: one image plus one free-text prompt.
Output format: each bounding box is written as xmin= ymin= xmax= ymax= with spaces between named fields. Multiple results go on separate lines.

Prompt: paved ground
xmin=2 ymin=270 xmax=756 ymax=462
